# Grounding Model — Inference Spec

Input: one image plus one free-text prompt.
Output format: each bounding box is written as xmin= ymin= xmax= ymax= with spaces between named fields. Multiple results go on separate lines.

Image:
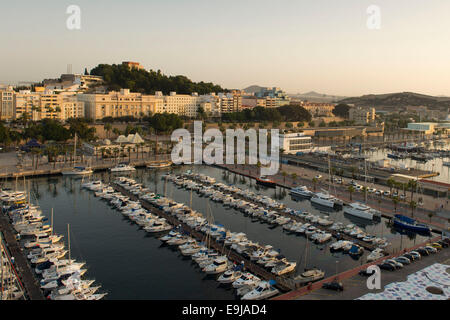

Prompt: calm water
xmin=363 ymin=144 xmax=450 ymax=184
xmin=4 ymin=165 xmax=437 ymax=299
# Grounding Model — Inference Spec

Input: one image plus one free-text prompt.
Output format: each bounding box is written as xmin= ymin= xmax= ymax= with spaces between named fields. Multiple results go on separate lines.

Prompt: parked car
xmin=378 ymin=263 xmax=396 ymax=271
xmin=315 ymin=175 xmax=322 ymax=179
xmin=416 ymin=248 xmax=429 ymax=256
xmin=399 ymin=194 xmax=406 ymax=200
xmin=383 ymin=191 xmax=390 ymax=197
xmin=383 ymin=259 xmax=403 ymax=269
xmin=409 ymin=251 xmax=422 ymax=260
xmin=322 ymin=281 xmax=344 ymax=291
xmin=437 ymin=240 xmax=449 ymax=248
xmin=359 ymin=269 xmax=375 ymax=277
xmin=424 ymin=246 xmax=438 ymax=254
xmin=402 ymin=253 xmax=416 ymax=261
xmin=368 ymin=188 xmax=376 ymax=193
xmin=375 ymin=190 xmax=382 ymax=196
xmin=395 ymin=256 xmax=411 ymax=265
xmin=429 ymin=242 xmax=443 ymax=250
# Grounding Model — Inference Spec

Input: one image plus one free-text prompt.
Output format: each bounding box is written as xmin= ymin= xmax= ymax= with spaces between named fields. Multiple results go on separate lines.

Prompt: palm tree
xmin=291 ymin=173 xmax=297 ymax=185
xmin=392 ymin=196 xmax=399 ymax=213
xmin=347 ymin=185 xmax=355 ymax=201
xmin=126 ymin=146 xmax=132 ymax=163
xmin=407 ymin=179 xmax=418 ymax=202
xmin=100 ymin=147 xmax=106 ymax=162
xmin=409 ymin=200 xmax=417 ymax=217
xmin=362 ymin=186 xmax=368 ymax=203
xmin=282 ymin=171 xmax=287 ymax=184
xmin=387 ymin=177 xmax=396 ymax=195
xmin=104 ymin=123 xmax=112 ymax=139
xmin=256 ymin=161 xmax=262 ymax=177
xmin=312 ymin=177 xmax=318 ymax=192
xmin=428 ymin=212 xmax=434 ymax=222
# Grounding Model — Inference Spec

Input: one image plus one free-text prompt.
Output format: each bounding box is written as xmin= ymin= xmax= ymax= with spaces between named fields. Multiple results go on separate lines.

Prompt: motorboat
xmin=109 ymin=163 xmax=136 ymax=172
xmin=393 ymin=214 xmax=431 ymax=234
xmin=344 ymin=202 xmax=381 ymax=220
xmin=367 ymin=248 xmax=385 ymax=262
xmin=202 ymin=256 xmax=230 ymax=274
xmin=146 ymin=161 xmax=172 ymax=169
xmin=271 ymin=261 xmax=296 ymax=276
xmin=293 ymin=269 xmax=325 ymax=285
xmin=256 ymin=176 xmax=276 ymax=188
xmin=310 ymin=192 xmax=340 ymax=208
xmin=232 ymin=273 xmax=261 ymax=289
xmin=289 ymin=186 xmax=313 ymax=198
xmin=62 ymin=167 xmax=93 ymax=176
xmin=217 ymin=269 xmax=242 ymax=284
xmin=241 ymin=280 xmax=279 ymax=300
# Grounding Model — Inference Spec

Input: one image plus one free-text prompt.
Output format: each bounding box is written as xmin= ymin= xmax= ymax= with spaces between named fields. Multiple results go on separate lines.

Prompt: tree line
xmin=90 ymin=64 xmax=226 ymax=95
xmin=221 ymin=105 xmax=312 ymax=123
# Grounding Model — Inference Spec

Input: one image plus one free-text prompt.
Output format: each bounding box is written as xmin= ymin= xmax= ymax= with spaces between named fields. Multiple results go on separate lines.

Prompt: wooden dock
xmin=112 ymin=183 xmax=294 ymax=292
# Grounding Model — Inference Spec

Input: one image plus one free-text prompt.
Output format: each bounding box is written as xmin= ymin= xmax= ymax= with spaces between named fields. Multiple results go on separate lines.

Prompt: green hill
xmin=89 ymin=63 xmax=226 ymax=95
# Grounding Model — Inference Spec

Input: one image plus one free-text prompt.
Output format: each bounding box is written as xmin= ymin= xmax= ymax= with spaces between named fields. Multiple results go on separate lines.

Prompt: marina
xmin=0 ymin=164 xmax=440 ymax=299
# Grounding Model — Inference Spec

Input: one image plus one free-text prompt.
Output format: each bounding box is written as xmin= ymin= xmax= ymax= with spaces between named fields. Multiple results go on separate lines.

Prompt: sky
xmin=1 ymin=0 xmax=450 ymax=97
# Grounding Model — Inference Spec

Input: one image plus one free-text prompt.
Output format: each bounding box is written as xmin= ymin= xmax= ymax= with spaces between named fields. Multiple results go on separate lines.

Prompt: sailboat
xmin=292 ymin=233 xmax=325 ymax=285
xmin=310 ymin=156 xmax=343 ymax=208
xmin=62 ymin=134 xmax=93 ymax=176
xmin=344 ymin=160 xmax=380 ymax=220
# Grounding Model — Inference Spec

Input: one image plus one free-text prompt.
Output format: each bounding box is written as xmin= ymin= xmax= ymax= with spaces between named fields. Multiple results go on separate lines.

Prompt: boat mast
xmin=364 ymin=159 xmax=368 ymax=203
xmin=1 ymin=232 xmax=4 ymax=300
xmin=68 ymin=224 xmax=71 ymax=261
xmin=73 ymin=133 xmax=77 ymax=166
xmin=51 ymin=208 xmax=54 ymax=236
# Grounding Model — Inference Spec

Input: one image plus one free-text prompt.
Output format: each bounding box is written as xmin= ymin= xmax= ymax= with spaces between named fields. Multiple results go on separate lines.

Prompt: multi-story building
xmin=162 ymin=92 xmax=201 ymax=117
xmin=300 ymin=102 xmax=335 ymax=117
xmin=78 ymin=89 xmax=160 ymax=120
xmin=122 ymin=61 xmax=145 ymax=70
xmin=349 ymin=107 xmax=376 ymax=125
xmin=279 ymin=132 xmax=313 ymax=154
xmin=0 ymin=87 xmax=14 ymax=121
xmin=14 ymin=90 xmax=41 ymax=119
xmin=217 ymin=93 xmax=242 ymax=113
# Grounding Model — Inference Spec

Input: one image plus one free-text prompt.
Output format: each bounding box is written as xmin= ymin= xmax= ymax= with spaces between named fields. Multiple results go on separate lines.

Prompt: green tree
xmin=348 ymin=185 xmax=355 ymax=201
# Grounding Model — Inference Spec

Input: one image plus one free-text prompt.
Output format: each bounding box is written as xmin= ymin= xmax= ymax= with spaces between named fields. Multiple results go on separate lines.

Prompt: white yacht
xmin=293 ymin=269 xmax=325 ymax=285
xmin=310 ymin=192 xmax=339 ymax=208
xmin=367 ymin=248 xmax=385 ymax=262
xmin=109 ymin=163 xmax=136 ymax=172
xmin=146 ymin=161 xmax=172 ymax=169
xmin=289 ymin=186 xmax=313 ymax=198
xmin=343 ymin=202 xmax=381 ymax=220
xmin=241 ymin=281 xmax=279 ymax=300
xmin=61 ymin=166 xmax=93 ymax=176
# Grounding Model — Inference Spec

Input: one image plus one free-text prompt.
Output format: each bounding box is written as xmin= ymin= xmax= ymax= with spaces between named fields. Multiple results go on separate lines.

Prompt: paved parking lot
xmin=297 ymin=245 xmax=450 ymax=300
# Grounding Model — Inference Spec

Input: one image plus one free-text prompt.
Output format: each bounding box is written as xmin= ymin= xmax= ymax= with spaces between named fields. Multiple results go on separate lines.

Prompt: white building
xmin=279 ymin=132 xmax=313 ymax=154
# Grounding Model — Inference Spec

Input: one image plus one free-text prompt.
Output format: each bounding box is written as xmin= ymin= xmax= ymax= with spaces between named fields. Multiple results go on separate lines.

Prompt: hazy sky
xmin=1 ymin=0 xmax=450 ymax=96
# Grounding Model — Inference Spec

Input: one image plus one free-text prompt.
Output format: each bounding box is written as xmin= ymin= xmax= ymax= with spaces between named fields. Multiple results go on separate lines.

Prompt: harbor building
xmin=279 ymin=132 xmax=313 ymax=154
xmin=406 ymin=122 xmax=450 ymax=135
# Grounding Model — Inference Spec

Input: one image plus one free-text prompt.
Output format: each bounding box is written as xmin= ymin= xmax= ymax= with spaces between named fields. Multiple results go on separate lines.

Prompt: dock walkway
xmin=0 ymin=216 xmax=45 ymax=300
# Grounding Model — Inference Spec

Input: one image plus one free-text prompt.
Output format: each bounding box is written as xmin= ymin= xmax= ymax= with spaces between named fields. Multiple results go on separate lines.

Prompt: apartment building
xmin=217 ymin=93 xmax=242 ymax=113
xmin=0 ymin=87 xmax=14 ymax=120
xmin=349 ymin=107 xmax=376 ymax=125
xmin=301 ymin=102 xmax=335 ymax=117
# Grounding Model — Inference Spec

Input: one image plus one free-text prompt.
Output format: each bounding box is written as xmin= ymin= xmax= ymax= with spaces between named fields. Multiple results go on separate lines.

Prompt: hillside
xmin=290 ymin=91 xmax=347 ymax=103
xmin=243 ymin=85 xmax=267 ymax=94
xmin=339 ymin=92 xmax=450 ymax=110
xmin=89 ymin=64 xmax=226 ymax=95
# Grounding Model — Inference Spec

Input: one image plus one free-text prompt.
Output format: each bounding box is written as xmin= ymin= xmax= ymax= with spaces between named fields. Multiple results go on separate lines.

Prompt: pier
xmin=111 ymin=183 xmax=295 ymax=292
xmin=0 ymin=216 xmax=45 ymax=300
